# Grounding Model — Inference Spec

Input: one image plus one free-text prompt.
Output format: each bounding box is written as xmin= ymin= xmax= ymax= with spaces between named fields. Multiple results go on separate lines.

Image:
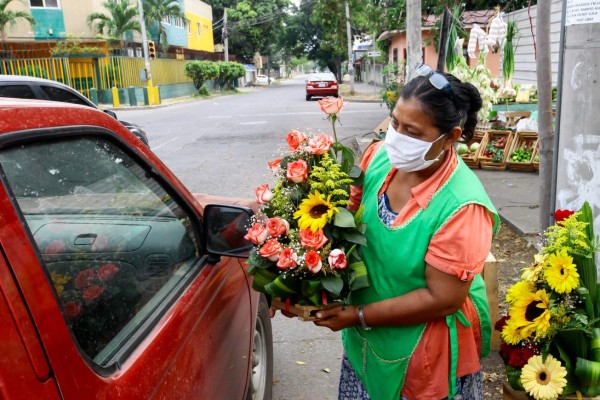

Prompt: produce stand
xmin=458 ymin=130 xmax=487 ymax=169
xmin=504 ymin=111 xmax=532 ymax=128
xmin=506 ymin=131 xmax=538 ymax=172
xmin=478 ymin=130 xmax=514 ymax=170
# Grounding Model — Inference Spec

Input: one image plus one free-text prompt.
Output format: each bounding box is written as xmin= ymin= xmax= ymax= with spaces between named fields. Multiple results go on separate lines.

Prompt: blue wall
xmin=31 ymin=8 xmax=66 ymax=40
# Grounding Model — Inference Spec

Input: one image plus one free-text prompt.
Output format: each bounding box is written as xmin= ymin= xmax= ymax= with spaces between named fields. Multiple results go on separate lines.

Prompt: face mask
xmin=384 ymin=124 xmax=446 ymax=172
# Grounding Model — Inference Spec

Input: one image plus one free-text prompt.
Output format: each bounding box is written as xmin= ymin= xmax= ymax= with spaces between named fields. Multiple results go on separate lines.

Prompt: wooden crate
xmin=479 ymin=130 xmax=514 ymax=170
xmin=506 ymin=131 xmax=538 ymax=172
xmin=458 ymin=130 xmax=487 ymax=169
xmin=482 ymin=252 xmax=500 ymax=351
xmin=271 ymin=298 xmax=342 ymax=321
xmin=505 ymin=111 xmax=532 ymax=128
xmin=532 ymin=146 xmax=539 ymax=172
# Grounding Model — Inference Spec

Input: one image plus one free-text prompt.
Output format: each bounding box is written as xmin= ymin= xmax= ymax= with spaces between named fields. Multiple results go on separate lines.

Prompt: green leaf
xmin=334 ymin=207 xmax=356 ymax=228
xmin=350 ymin=166 xmax=364 ymax=187
xmin=576 ymin=357 xmax=600 ymax=395
xmin=504 ymin=365 xmax=524 ymax=391
xmin=321 ymin=275 xmax=344 ymax=297
xmin=264 ymin=274 xmax=299 ymax=298
xmin=339 ymin=147 xmax=355 ymax=174
xmin=247 ymin=248 xmax=274 ymax=269
xmin=343 ymin=230 xmax=367 ymax=246
xmin=251 ymin=268 xmax=278 ymax=294
xmin=349 ymin=261 xmax=369 ymax=290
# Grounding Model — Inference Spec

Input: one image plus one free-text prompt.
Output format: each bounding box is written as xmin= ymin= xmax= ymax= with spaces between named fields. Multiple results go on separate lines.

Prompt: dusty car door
xmin=0 ymin=127 xmax=253 ymax=399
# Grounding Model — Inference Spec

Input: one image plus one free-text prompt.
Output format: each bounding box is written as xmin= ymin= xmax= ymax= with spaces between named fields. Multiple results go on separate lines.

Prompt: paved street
xmin=116 ymin=76 xmax=389 ymax=400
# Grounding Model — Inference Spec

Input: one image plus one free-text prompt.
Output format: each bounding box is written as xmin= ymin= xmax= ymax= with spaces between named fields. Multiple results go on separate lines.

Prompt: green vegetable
xmin=470 ymin=142 xmax=480 ymax=153
xmin=456 ymin=143 xmax=469 ymax=155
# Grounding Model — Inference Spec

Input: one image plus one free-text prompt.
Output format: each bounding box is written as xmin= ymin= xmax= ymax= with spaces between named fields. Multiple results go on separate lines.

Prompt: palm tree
xmin=87 ymin=0 xmax=141 ymax=52
xmin=0 ymin=0 xmax=35 ymax=55
xmin=143 ymin=0 xmax=185 ymax=56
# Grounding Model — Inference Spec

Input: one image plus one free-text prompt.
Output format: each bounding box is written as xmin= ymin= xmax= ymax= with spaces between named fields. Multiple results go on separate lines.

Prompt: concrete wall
xmin=507 ymin=0 xmax=562 ymax=85
xmin=4 ymin=0 xmax=35 ymax=39
xmin=62 ymin=0 xmax=96 ymax=38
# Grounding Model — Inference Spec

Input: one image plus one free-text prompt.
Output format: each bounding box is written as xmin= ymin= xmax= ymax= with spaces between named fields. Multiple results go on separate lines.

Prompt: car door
xmin=0 ymin=126 xmax=253 ymax=399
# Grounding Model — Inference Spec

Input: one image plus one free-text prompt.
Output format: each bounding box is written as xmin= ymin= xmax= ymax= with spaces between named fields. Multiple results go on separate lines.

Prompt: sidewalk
xmin=348 ymin=77 xmax=542 ymax=238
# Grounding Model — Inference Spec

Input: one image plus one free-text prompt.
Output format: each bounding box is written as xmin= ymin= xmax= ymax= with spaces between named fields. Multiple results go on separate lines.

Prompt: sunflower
xmin=521 ymin=254 xmax=547 ymax=283
xmin=502 ymin=318 xmax=526 ymax=345
xmin=294 ymin=191 xmax=338 ymax=232
xmin=506 ymin=280 xmax=534 ymax=304
xmin=509 ymin=289 xmax=552 ymax=339
xmin=521 ymin=355 xmax=567 ymax=400
xmin=544 ymin=250 xmax=579 ymax=294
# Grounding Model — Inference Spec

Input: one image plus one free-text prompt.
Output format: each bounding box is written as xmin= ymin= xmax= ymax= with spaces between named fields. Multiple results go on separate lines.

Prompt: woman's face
xmin=390 ymin=97 xmax=460 ymax=161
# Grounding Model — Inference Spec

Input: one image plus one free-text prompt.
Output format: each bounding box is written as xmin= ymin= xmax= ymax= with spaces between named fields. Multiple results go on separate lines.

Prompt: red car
xmin=0 ymin=99 xmax=272 ymax=399
xmin=305 ymin=73 xmax=339 ymax=101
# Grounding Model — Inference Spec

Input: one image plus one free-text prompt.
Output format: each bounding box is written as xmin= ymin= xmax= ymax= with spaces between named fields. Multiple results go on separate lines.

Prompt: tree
xmin=0 ymin=0 xmax=34 ymax=54
xmin=143 ymin=0 xmax=186 ymax=56
xmin=87 ymin=0 xmax=141 ymax=51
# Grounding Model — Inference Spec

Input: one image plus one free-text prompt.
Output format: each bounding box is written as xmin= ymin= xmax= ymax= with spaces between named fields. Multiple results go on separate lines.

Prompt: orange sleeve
xmin=424 ymin=203 xmax=494 ymax=281
xmin=348 ymin=141 xmax=383 ymax=212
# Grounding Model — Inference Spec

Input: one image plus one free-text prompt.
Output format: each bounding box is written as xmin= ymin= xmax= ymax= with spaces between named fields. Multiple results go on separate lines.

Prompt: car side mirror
xmin=203 ymin=204 xmax=254 ymax=258
xmin=104 ymin=109 xmax=118 ymax=120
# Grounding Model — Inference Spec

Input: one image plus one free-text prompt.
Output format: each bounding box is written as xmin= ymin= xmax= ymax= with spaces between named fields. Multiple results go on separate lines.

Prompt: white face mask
xmin=384 ymin=124 xmax=446 ymax=172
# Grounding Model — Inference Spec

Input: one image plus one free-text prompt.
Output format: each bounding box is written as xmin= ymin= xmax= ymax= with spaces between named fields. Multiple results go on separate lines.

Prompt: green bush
xmin=184 ymin=61 xmax=220 ymax=94
xmin=380 ymin=61 xmax=405 ymax=115
xmin=217 ymin=61 xmax=245 ymax=90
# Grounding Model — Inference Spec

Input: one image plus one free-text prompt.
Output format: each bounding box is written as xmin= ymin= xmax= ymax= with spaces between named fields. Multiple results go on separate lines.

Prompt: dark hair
xmin=400 ymin=72 xmax=482 ymax=142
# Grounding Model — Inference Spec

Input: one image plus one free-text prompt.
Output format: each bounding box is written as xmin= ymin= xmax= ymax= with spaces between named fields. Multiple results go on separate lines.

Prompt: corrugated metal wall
xmin=507 ymin=0 xmax=562 ymax=85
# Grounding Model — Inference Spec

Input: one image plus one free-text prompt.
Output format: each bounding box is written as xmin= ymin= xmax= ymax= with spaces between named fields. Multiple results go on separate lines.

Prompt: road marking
xmin=239 ymin=121 xmax=267 ymax=125
xmin=151 ymin=136 xmax=180 ymax=150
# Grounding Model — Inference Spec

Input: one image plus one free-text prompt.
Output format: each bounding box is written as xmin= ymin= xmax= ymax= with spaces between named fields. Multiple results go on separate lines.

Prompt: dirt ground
xmin=481 ymin=222 xmax=539 ymax=399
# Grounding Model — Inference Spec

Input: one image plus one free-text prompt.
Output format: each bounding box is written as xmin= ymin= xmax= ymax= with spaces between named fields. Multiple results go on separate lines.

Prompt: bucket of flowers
xmin=245 ymin=97 xmax=369 ymax=320
xmin=497 ymin=202 xmax=600 ymax=400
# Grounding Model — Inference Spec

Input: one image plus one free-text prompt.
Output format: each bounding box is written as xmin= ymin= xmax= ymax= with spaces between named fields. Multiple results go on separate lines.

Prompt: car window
xmin=0 ymin=84 xmax=36 ymax=99
xmin=40 ymin=85 xmax=91 ymax=106
xmin=0 ymin=136 xmax=202 ymax=366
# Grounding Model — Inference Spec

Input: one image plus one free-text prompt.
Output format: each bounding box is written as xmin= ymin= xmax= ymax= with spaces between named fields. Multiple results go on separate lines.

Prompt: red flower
xmin=495 ymin=315 xmax=509 ymax=332
xmin=98 ymin=263 xmax=119 ymax=281
xmin=74 ymin=269 xmax=96 ymax=289
xmin=499 ymin=342 xmax=539 ymax=368
xmin=63 ymin=302 xmax=83 ymax=319
xmin=554 ymin=209 xmax=575 ymax=225
xmin=82 ymin=285 xmax=105 ymax=303
xmin=45 ymin=240 xmax=66 ymax=254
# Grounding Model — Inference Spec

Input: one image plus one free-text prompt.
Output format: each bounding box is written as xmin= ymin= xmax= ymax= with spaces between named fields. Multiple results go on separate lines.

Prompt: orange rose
xmin=245 ymin=223 xmax=269 ymax=245
xmin=286 ymin=130 xmax=307 ymax=151
xmin=268 ymin=158 xmax=283 ymax=173
xmin=259 ymin=239 xmax=282 ymax=262
xmin=266 ymin=218 xmax=289 ymax=237
xmin=318 ymin=97 xmax=344 ymax=115
xmin=328 ymin=249 xmax=348 ymax=270
xmin=299 ymin=229 xmax=328 ymax=250
xmin=308 ymin=134 xmax=335 ymax=155
xmin=277 ymin=247 xmax=298 ymax=270
xmin=304 ymin=250 xmax=322 ymax=274
xmin=286 ymin=159 xmax=308 ymax=183
xmin=255 ymin=184 xmax=274 ymax=204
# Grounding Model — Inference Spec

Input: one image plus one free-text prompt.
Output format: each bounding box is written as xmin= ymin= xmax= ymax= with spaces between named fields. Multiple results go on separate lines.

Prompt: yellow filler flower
xmin=521 ymin=355 xmax=567 ymax=400
xmin=544 ymin=250 xmax=579 ymax=294
xmin=294 ymin=191 xmax=337 ymax=232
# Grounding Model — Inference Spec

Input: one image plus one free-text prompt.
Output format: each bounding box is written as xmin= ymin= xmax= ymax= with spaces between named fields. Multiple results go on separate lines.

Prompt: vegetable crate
xmin=506 ymin=131 xmax=538 ymax=172
xmin=458 ymin=130 xmax=487 ymax=169
xmin=478 ymin=130 xmax=514 ymax=170
xmin=532 ymin=146 xmax=539 ymax=172
xmin=505 ymin=111 xmax=532 ymax=128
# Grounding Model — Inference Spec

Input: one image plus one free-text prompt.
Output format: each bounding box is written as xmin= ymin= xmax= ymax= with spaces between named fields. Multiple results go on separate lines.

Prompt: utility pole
xmin=344 ymin=0 xmax=355 ymax=95
xmin=136 ymin=0 xmax=155 ymax=104
xmin=406 ymin=0 xmax=422 ymax=80
xmin=223 ymin=8 xmax=229 ymax=62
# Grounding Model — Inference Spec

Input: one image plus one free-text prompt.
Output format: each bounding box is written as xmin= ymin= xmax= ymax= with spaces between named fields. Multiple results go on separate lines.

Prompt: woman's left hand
xmin=312 ymin=305 xmax=359 ymax=332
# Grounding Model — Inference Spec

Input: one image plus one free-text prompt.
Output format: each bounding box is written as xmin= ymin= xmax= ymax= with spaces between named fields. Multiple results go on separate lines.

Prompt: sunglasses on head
xmin=415 ymin=64 xmax=457 ymax=103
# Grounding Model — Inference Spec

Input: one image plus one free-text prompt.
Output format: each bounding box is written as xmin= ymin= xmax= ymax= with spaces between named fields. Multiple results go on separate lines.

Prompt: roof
xmin=378 ymin=9 xmax=497 ymax=41
xmin=243 ymin=64 xmax=257 ymax=71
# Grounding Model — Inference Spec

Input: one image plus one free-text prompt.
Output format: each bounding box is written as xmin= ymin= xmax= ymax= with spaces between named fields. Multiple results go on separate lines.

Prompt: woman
xmin=312 ymin=65 xmax=499 ymax=400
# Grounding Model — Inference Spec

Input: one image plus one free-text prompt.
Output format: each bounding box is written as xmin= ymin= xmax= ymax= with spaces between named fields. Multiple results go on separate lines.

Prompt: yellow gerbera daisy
xmin=502 ymin=318 xmax=525 ymax=345
xmin=506 ymin=280 xmax=534 ymax=304
xmin=521 ymin=254 xmax=547 ymax=283
xmin=521 ymin=355 xmax=567 ymax=400
xmin=293 ymin=191 xmax=338 ymax=232
xmin=544 ymin=250 xmax=579 ymax=294
xmin=509 ymin=289 xmax=552 ymax=339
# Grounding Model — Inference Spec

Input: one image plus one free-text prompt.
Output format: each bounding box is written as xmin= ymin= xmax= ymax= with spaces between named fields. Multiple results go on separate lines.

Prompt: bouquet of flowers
xmin=497 ymin=202 xmax=600 ymax=399
xmin=245 ymin=98 xmax=368 ymax=311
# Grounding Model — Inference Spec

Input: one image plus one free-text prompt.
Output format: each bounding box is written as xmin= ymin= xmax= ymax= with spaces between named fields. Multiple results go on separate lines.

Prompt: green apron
xmin=342 ymin=146 xmax=499 ymax=400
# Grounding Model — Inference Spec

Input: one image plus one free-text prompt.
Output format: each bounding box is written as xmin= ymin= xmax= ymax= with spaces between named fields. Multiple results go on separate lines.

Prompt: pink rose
xmin=245 ymin=223 xmax=269 ymax=245
xmin=259 ymin=239 xmax=283 ymax=262
xmin=268 ymin=158 xmax=283 ymax=173
xmin=328 ymin=249 xmax=348 ymax=270
xmin=304 ymin=251 xmax=323 ymax=274
xmin=91 ymin=235 xmax=109 ymax=252
xmin=74 ymin=269 xmax=96 ymax=289
xmin=286 ymin=159 xmax=308 ymax=183
xmin=266 ymin=218 xmax=289 ymax=237
xmin=308 ymin=134 xmax=335 ymax=155
xmin=255 ymin=184 xmax=274 ymax=204
xmin=318 ymin=97 xmax=345 ymax=115
xmin=98 ymin=263 xmax=119 ymax=281
xmin=82 ymin=285 xmax=104 ymax=303
xmin=45 ymin=240 xmax=65 ymax=254
xmin=277 ymin=247 xmax=298 ymax=270
xmin=299 ymin=229 xmax=328 ymax=250
xmin=286 ymin=130 xmax=307 ymax=151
